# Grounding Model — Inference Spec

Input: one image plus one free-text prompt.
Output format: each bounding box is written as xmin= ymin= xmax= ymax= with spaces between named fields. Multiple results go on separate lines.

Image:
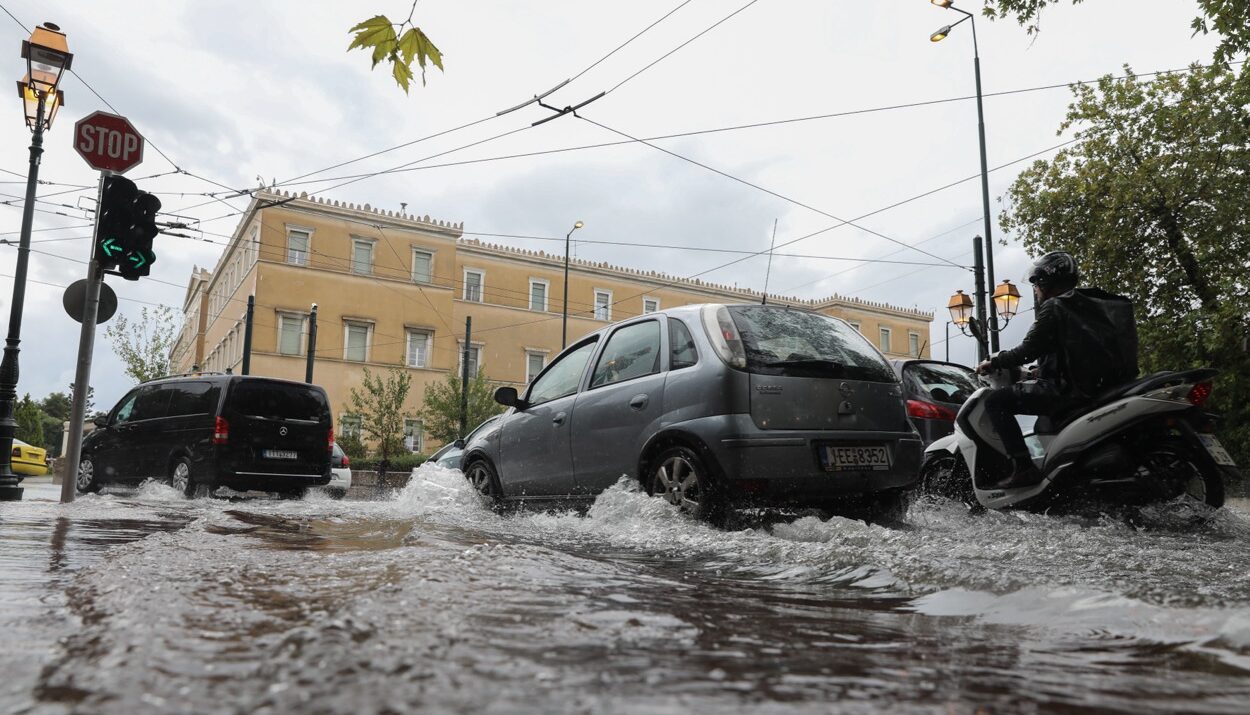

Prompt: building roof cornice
xmin=255 ymin=188 xmax=463 ymax=239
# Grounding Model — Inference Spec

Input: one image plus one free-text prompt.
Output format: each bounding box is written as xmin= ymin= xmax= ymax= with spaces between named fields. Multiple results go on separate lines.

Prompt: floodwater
xmin=2 ymin=468 xmax=1249 ymax=715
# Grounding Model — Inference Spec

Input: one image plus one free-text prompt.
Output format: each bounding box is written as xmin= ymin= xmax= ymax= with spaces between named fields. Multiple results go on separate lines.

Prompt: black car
xmin=77 ymin=374 xmax=334 ymax=498
xmin=890 ymin=359 xmax=980 ymax=445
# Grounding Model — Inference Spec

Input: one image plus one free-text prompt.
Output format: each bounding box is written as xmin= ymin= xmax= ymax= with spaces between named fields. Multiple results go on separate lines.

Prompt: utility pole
xmin=241 ymin=295 xmax=254 ymax=375
xmin=305 ymin=304 xmax=318 ymax=383
xmin=972 ymin=237 xmax=989 ymax=362
xmin=460 ymin=316 xmax=471 ymax=438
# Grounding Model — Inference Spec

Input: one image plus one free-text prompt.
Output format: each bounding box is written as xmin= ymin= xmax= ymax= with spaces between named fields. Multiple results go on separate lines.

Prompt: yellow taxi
xmin=11 ymin=438 xmax=49 ymax=476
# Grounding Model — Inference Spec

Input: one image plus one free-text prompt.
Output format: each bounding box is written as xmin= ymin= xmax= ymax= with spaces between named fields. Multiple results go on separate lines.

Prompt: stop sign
xmin=73 ymin=111 xmax=144 ymax=174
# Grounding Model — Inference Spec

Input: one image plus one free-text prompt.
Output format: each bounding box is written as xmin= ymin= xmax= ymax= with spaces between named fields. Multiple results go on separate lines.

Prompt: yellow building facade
xmin=171 ymin=190 xmax=933 ymax=452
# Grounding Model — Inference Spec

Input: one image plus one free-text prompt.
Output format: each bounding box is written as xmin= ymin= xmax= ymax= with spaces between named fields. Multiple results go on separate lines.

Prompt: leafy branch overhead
xmin=347 ymin=12 xmax=444 ymax=93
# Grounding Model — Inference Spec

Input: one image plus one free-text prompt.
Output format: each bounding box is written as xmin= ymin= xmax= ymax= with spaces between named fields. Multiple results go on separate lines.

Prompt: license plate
xmin=263 ymin=449 xmax=298 ymax=460
xmin=821 ymin=445 xmax=891 ymax=471
xmin=1198 ymin=435 xmax=1237 ymax=466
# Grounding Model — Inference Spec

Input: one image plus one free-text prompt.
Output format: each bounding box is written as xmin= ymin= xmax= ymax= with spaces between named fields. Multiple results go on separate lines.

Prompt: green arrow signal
xmin=128 ymin=252 xmax=147 ymax=268
xmin=101 ymin=238 xmax=122 ymax=256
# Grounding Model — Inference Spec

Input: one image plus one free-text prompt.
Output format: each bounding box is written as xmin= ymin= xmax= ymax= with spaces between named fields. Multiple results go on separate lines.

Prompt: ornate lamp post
xmin=0 ymin=22 xmax=72 ymax=501
xmin=948 ymin=279 xmax=1019 ymax=360
xmin=928 ymin=0 xmax=1002 ymax=352
xmin=561 ymin=220 xmax=583 ymax=349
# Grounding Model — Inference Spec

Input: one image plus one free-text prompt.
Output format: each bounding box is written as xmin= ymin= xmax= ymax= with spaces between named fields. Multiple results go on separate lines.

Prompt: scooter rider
xmin=975 ymin=251 xmax=1138 ymax=490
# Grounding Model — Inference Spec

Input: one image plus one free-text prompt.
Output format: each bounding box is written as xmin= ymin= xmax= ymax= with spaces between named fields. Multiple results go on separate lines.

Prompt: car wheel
xmin=278 ymin=488 xmax=307 ymax=500
xmin=170 ymin=458 xmax=195 ymax=498
xmin=327 ymin=487 xmax=348 ymax=500
xmin=464 ymin=459 xmax=502 ymax=506
xmin=650 ymin=445 xmax=724 ymax=523
xmin=864 ymin=489 xmax=909 ymax=525
xmin=76 ymin=456 xmax=100 ymax=493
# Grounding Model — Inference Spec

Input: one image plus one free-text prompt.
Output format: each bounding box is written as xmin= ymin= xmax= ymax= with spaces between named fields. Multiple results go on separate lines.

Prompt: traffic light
xmin=94 ymin=175 xmax=161 ymax=280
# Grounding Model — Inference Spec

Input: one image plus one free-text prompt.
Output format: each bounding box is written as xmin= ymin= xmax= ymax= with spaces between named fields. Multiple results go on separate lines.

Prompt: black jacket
xmin=990 ymin=287 xmax=1138 ymax=398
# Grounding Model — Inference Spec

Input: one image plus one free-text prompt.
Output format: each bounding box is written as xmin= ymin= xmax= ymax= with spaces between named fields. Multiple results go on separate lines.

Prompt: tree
xmin=347 ymin=367 xmax=413 ymax=466
xmin=420 ymin=370 xmax=505 ymax=445
xmin=68 ymin=383 xmax=95 ymax=415
xmin=347 ymin=2 xmax=444 ymax=93
xmin=999 ymin=64 xmax=1250 ymax=464
xmin=104 ymin=306 xmax=179 ymax=384
xmin=40 ymin=391 xmax=71 ymax=421
xmin=15 ymin=394 xmax=45 ymax=446
xmin=980 ymin=1 xmax=1250 ymax=64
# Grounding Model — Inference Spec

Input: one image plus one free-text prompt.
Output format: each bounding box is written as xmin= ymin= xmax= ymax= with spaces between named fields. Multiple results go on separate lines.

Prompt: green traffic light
xmin=101 ymin=237 xmax=121 ymax=256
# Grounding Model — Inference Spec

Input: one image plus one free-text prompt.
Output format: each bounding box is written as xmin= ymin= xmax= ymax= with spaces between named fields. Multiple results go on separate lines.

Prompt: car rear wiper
xmin=764 ymin=358 xmax=845 ymax=373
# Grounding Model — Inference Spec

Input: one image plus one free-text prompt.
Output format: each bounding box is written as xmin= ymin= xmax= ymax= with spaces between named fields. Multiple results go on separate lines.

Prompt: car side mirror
xmin=93 ymin=415 xmax=108 ymax=428
xmin=453 ymin=439 xmax=466 ymax=449
xmin=494 ymin=386 xmax=523 ymax=408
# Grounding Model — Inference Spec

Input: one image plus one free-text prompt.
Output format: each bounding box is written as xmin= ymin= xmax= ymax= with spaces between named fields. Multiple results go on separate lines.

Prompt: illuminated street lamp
xmin=948 ymin=279 xmax=1020 ymax=359
xmin=992 ymin=279 xmax=1021 ymax=322
xmin=561 ymin=220 xmax=584 ymax=349
xmin=0 ymin=22 xmax=72 ymax=501
xmin=947 ymin=289 xmax=974 ymax=327
xmin=927 ymin=2 xmax=1002 ymax=353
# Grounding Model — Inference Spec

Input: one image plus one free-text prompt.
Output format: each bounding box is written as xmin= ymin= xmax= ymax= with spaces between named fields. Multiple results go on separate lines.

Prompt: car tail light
xmin=1187 ymin=381 xmax=1213 ymax=407
xmin=701 ymin=305 xmax=747 ymax=369
xmin=213 ymin=416 xmax=229 ymax=445
xmin=10 ymin=447 xmax=19 ymax=458
xmin=328 ymin=427 xmax=335 ymax=453
xmin=342 ymin=454 xmax=350 ymax=468
xmin=907 ymin=399 xmax=957 ymax=421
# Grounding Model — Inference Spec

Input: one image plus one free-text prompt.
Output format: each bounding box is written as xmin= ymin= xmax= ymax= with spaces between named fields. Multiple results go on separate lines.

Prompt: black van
xmin=77 ymin=374 xmax=334 ymax=497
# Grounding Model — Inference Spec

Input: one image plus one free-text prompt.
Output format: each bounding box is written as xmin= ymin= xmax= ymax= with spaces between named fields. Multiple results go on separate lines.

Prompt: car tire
xmin=278 ymin=488 xmax=308 ymax=500
xmin=864 ymin=489 xmax=909 ymax=525
xmin=76 ymin=455 xmax=101 ymax=494
xmin=649 ymin=445 xmax=725 ymax=523
xmin=464 ymin=458 xmax=502 ymax=507
xmin=170 ymin=457 xmax=196 ymax=498
xmin=327 ymin=487 xmax=348 ymax=500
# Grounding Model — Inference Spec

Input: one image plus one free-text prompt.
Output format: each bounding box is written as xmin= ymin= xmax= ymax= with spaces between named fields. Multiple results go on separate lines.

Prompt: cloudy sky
xmin=0 ymin=0 xmax=1223 ymax=411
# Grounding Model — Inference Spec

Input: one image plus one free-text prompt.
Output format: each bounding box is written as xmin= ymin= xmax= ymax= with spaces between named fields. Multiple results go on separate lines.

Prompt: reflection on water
xmin=2 ymin=474 xmax=1249 ymax=714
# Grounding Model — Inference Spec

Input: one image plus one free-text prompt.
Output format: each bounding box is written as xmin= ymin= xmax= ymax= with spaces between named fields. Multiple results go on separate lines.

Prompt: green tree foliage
xmin=15 ymin=394 xmax=45 ymax=446
xmin=348 ymin=367 xmax=414 ymax=465
xmin=347 ymin=2 xmax=444 ymax=93
xmin=40 ymin=392 xmax=70 ymax=421
xmin=999 ymin=64 xmax=1250 ymax=463
xmin=980 ymin=1 xmax=1250 ymax=64
xmin=419 ymin=370 xmax=505 ymax=445
xmin=68 ymin=383 xmax=95 ymax=414
xmin=104 ymin=306 xmax=179 ymax=384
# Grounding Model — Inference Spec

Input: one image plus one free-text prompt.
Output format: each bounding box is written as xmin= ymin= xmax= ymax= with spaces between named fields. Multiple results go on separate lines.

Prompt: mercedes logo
xmin=839 ymin=382 xmax=853 ymax=398
xmin=279 ymin=426 xmax=288 ymax=436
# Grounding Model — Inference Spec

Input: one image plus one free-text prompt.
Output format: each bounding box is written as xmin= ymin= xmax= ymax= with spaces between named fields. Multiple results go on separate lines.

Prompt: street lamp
xmin=927 ymin=2 xmax=1001 ymax=352
xmin=561 ymin=220 xmax=584 ymax=349
xmin=0 ymin=22 xmax=71 ymax=501
xmin=948 ymin=279 xmax=1019 ymax=360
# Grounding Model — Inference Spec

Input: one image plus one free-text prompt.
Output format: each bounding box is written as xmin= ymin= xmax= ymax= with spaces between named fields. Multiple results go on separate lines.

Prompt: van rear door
xmin=220 ymin=379 xmax=331 ymax=477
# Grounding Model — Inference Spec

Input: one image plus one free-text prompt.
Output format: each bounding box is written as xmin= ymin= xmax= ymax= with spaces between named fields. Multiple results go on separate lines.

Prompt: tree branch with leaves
xmin=348 ymin=1 xmax=444 ymax=93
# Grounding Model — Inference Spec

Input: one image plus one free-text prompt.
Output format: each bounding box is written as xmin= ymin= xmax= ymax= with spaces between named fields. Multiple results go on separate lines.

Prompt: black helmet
xmin=1027 ymin=251 xmax=1079 ymax=289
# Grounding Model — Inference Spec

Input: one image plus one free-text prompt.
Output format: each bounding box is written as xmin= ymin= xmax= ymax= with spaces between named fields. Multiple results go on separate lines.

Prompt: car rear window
xmin=228 ymin=380 xmax=328 ymax=422
xmin=728 ymin=306 xmax=896 ymax=382
xmin=905 ymin=362 xmax=978 ymax=405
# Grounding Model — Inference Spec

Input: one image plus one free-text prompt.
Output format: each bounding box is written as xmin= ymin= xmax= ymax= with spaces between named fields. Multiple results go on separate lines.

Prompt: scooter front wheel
xmin=918 ymin=452 xmax=978 ymax=509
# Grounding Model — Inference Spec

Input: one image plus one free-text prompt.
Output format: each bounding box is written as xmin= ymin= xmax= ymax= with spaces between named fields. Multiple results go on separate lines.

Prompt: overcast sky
xmin=0 ymin=0 xmax=1224 ymax=411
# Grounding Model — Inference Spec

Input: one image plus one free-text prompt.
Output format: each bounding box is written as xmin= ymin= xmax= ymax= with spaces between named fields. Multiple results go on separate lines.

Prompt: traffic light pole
xmin=60 ymin=171 xmax=110 ymax=503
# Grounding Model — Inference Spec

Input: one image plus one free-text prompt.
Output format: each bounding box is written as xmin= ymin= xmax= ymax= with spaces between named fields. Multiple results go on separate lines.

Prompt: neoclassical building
xmin=171 ymin=190 xmax=933 ymax=452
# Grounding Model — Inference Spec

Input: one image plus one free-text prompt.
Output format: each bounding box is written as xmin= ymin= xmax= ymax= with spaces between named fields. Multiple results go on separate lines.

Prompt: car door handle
xmin=552 ymin=412 xmax=567 ymax=426
xmin=628 ymin=394 xmax=649 ymax=411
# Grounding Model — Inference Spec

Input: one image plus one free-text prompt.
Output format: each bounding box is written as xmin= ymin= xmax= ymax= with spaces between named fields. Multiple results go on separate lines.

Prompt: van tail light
xmin=213 ymin=416 xmax=230 ymax=445
xmin=1187 ymin=381 xmax=1213 ymax=407
xmin=328 ymin=427 xmax=335 ymax=453
xmin=907 ymin=399 xmax=957 ymax=421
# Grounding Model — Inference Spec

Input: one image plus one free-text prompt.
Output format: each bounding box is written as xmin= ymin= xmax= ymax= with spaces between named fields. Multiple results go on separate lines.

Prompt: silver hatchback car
xmin=462 ymin=303 xmax=922 ymax=522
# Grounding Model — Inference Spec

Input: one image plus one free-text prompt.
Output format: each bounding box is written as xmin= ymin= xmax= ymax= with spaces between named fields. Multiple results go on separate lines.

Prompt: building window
xmin=404 ymin=419 xmax=423 ymax=453
xmin=412 ymin=248 xmax=433 ymax=284
xmin=287 ymin=228 xmax=310 ymax=265
xmin=850 ymin=321 xmax=862 ymax=333
xmin=529 ymin=279 xmax=549 ymax=312
xmin=909 ymin=332 xmax=921 ymax=357
xmin=463 ymin=269 xmax=484 ymax=302
xmin=459 ymin=344 xmax=482 ymax=377
xmin=879 ymin=327 xmax=892 ymax=353
xmin=351 ymin=239 xmax=374 ymax=275
xmin=643 ymin=297 xmax=659 ymax=314
xmin=594 ymin=289 xmax=612 ymax=321
xmin=406 ymin=329 xmax=431 ymax=368
xmin=526 ymin=351 xmax=546 ymax=383
xmin=344 ymin=322 xmax=372 ymax=362
xmin=278 ymin=313 xmax=305 ymax=356
xmin=340 ymin=414 xmax=362 ymax=439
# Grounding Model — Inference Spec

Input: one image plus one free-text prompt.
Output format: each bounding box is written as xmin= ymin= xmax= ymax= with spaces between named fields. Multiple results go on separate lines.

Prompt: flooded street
xmin=3 ymin=467 xmax=1249 ymax=714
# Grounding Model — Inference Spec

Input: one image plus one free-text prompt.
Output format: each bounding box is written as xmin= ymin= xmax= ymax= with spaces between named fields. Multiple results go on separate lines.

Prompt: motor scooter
xmin=919 ymin=367 xmax=1238 ymax=511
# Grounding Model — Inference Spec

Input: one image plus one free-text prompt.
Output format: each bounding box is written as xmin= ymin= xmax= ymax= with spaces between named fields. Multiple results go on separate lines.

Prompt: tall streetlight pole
xmin=929 ymin=1 xmax=1000 ymax=351
xmin=0 ymin=23 xmax=71 ymax=501
xmin=561 ymin=220 xmax=583 ymax=349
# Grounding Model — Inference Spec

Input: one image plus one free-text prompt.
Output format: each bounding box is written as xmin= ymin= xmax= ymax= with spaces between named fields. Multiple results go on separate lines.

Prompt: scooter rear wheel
xmin=1141 ymin=440 xmax=1225 ymax=509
